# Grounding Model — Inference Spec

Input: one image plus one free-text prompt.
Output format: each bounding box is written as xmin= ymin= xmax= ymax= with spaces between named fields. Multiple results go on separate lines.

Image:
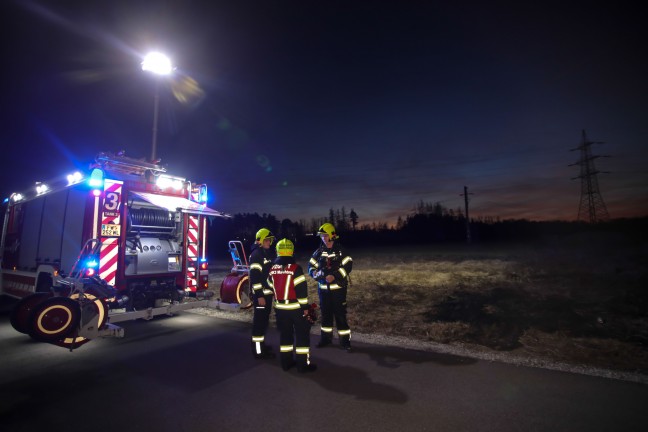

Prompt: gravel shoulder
xmin=188 ymin=305 xmax=648 ymax=385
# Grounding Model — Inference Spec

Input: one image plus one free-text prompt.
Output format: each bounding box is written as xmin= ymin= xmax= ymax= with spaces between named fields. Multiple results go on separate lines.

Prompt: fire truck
xmin=0 ymin=152 xmax=232 ymax=349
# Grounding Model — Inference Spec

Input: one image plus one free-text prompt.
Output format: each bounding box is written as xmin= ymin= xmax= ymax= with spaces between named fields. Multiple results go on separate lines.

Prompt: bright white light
xmin=142 ymin=52 xmax=173 ymax=76
xmin=88 ymin=178 xmax=103 ymax=188
xmin=36 ymin=183 xmax=49 ymax=195
xmin=156 ymin=176 xmax=171 ymax=189
xmin=156 ymin=174 xmax=185 ymax=190
xmin=12 ymin=193 xmax=24 ymax=202
xmin=67 ymin=171 xmax=83 ymax=185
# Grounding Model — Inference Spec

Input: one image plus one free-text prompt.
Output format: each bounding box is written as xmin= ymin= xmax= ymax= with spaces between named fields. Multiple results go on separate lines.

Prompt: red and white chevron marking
xmin=186 ymin=215 xmax=199 ymax=288
xmin=100 ymin=180 xmax=122 ymax=286
xmin=99 ymin=237 xmax=119 ymax=285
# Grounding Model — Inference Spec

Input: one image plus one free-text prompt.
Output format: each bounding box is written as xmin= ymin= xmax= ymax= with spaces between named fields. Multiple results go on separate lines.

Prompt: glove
xmin=312 ymin=270 xmax=325 ymax=280
xmin=304 ymin=303 xmax=318 ymax=325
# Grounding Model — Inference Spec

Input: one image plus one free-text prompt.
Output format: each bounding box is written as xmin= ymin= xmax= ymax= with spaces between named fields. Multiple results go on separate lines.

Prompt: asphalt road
xmin=1 ymin=298 xmax=647 ymax=432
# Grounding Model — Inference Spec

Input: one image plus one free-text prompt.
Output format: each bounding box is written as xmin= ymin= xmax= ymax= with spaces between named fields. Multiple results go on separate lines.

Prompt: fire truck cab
xmin=1 ymin=152 xmax=230 ymax=348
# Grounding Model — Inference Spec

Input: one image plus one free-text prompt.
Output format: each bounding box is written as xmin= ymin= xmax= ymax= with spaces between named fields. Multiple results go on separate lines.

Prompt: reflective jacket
xmin=308 ymin=243 xmax=353 ymax=290
xmin=249 ymin=244 xmax=276 ymax=299
xmin=267 ymin=257 xmax=309 ymax=311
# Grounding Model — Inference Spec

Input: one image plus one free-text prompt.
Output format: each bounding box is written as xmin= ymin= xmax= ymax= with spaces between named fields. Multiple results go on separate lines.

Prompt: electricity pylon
xmin=569 ymin=130 xmax=610 ymax=223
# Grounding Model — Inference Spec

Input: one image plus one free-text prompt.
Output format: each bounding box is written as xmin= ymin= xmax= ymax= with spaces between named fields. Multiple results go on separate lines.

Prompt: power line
xmin=569 ymin=129 xmax=610 ymax=223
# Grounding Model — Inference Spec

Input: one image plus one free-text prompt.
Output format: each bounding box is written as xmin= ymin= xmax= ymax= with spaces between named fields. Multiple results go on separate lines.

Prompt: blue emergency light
xmin=199 ymin=184 xmax=208 ymax=204
xmin=82 ymin=258 xmax=99 ymax=277
xmin=88 ymin=168 xmax=104 ymax=188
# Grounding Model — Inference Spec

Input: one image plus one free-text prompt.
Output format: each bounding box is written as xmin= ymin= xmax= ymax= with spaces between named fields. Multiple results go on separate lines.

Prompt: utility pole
xmin=569 ymin=130 xmax=610 ymax=223
xmin=460 ymin=186 xmax=473 ymax=243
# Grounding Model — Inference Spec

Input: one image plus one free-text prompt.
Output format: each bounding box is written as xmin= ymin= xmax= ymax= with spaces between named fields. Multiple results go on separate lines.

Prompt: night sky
xmin=2 ymin=0 xmax=647 ymax=225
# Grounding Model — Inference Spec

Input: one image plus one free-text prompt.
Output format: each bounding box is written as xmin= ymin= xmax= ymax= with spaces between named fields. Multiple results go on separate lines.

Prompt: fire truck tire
xmin=50 ymin=293 xmax=109 ymax=350
xmin=10 ymin=293 xmax=52 ymax=334
xmin=220 ymin=274 xmax=252 ymax=308
xmin=28 ymin=297 xmax=81 ymax=342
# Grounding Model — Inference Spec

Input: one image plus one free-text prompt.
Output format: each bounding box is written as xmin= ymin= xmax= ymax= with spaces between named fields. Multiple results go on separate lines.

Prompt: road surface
xmin=1 ymin=297 xmax=647 ymax=432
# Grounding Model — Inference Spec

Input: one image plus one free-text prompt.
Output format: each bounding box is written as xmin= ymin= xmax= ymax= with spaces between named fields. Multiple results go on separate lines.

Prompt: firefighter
xmin=250 ymin=228 xmax=276 ymax=359
xmin=267 ymin=239 xmax=317 ymax=373
xmin=308 ymin=223 xmax=354 ymax=352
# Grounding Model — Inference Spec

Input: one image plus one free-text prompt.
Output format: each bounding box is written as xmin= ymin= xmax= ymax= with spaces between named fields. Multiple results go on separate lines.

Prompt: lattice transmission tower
xmin=569 ymin=130 xmax=610 ymax=223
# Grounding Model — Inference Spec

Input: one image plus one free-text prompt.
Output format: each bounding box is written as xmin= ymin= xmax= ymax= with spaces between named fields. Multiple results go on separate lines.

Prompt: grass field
xmin=211 ymin=232 xmax=648 ymax=374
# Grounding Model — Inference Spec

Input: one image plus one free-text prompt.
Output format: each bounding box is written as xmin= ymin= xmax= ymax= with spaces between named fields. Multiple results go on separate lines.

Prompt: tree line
xmin=207 ymin=200 xmax=647 ymax=259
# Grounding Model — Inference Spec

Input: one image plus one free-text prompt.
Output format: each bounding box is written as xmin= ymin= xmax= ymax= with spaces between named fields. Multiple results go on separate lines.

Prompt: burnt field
xmin=210 ymin=232 xmax=648 ymax=375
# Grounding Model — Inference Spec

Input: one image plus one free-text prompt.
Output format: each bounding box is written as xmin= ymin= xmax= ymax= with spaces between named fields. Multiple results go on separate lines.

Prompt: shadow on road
xmin=352 ymin=345 xmax=477 ymax=369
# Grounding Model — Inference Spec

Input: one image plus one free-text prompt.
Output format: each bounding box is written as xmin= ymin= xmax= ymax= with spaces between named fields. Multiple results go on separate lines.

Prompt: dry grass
xmin=212 ymin=235 xmax=648 ymax=374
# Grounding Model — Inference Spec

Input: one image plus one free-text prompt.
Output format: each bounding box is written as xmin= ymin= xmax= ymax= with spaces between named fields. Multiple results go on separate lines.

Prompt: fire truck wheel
xmin=10 ymin=293 xmax=52 ymax=334
xmin=51 ymin=293 xmax=109 ymax=350
xmin=28 ymin=297 xmax=81 ymax=342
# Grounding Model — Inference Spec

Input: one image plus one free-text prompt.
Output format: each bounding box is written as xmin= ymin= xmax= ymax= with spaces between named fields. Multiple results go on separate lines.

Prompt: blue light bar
xmin=88 ymin=168 xmax=104 ymax=188
xmin=199 ymin=184 xmax=208 ymax=204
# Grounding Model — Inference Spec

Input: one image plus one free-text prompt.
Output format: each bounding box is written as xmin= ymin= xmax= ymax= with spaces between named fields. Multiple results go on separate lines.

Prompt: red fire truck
xmin=0 ymin=152 xmax=230 ymax=349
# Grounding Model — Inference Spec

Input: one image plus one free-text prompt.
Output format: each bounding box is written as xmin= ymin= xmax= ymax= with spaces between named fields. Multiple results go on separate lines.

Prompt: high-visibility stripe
xmin=274 ymin=302 xmax=301 ymax=310
xmin=338 ymin=329 xmax=351 ymax=336
xmin=282 ymin=275 xmax=293 ymax=300
xmin=201 ymin=218 xmax=207 ymax=260
xmin=318 ymin=283 xmax=343 ymax=290
xmin=280 ymin=345 xmax=293 ymax=353
xmin=93 ymin=196 xmax=100 ymax=239
xmin=321 ymin=327 xmax=333 ymax=333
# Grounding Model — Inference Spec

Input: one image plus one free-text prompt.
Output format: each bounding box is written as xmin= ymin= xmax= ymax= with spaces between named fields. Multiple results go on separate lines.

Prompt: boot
xmin=339 ymin=336 xmax=352 ymax=353
xmin=296 ymin=353 xmax=317 ymax=373
xmin=281 ymin=359 xmax=297 ymax=371
xmin=316 ymin=334 xmax=332 ymax=348
xmin=298 ymin=363 xmax=318 ymax=373
xmin=255 ymin=351 xmax=276 ymax=359
xmin=252 ymin=342 xmax=276 ymax=359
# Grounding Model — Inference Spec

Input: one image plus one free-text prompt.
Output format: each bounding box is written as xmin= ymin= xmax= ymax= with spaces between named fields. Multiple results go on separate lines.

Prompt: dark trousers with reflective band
xmin=251 ymin=294 xmax=273 ymax=354
xmin=318 ymin=286 xmax=350 ymax=345
xmin=275 ymin=308 xmax=312 ymax=369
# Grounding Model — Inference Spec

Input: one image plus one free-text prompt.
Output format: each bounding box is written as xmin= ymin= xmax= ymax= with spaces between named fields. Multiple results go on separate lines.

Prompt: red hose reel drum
xmin=220 ymin=274 xmax=252 ymax=309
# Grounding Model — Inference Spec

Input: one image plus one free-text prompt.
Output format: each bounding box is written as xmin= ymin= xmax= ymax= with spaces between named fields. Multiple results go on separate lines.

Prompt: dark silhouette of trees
xmin=207 ymin=202 xmax=648 ymax=260
xmin=350 ymin=208 xmax=359 ymax=230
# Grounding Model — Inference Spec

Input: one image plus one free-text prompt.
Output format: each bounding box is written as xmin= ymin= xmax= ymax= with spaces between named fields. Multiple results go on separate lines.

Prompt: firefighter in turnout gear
xmin=268 ymin=239 xmax=317 ymax=373
xmin=250 ymin=228 xmax=276 ymax=359
xmin=308 ymin=223 xmax=354 ymax=352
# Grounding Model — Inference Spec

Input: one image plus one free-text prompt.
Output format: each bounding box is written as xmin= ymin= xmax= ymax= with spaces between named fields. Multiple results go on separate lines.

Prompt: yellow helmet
xmin=255 ymin=228 xmax=274 ymax=244
xmin=276 ymin=238 xmax=294 ymax=256
xmin=317 ymin=222 xmax=338 ymax=240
